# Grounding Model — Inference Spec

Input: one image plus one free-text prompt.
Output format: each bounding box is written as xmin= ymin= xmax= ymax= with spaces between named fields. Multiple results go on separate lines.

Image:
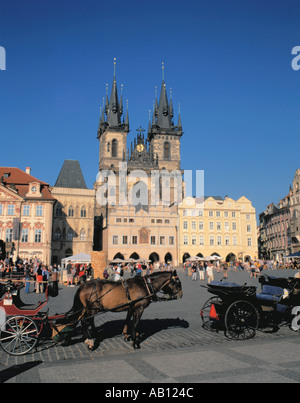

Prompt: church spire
xmin=106 ymin=58 xmax=123 ymax=127
xmin=156 ymin=62 xmax=172 ymax=130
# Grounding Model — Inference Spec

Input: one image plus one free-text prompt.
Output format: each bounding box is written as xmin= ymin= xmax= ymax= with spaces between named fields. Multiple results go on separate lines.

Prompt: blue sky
xmin=0 ymin=0 xmax=300 ymax=220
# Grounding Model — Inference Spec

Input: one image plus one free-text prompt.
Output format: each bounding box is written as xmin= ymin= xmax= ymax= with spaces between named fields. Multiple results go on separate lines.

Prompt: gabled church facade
xmin=94 ymin=63 xmax=184 ymax=266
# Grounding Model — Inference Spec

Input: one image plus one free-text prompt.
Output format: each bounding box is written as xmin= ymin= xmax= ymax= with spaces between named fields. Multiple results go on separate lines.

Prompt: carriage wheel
xmin=0 ymin=316 xmax=39 ymax=356
xmin=200 ymin=297 xmax=221 ymax=330
xmin=225 ymin=300 xmax=259 ymax=340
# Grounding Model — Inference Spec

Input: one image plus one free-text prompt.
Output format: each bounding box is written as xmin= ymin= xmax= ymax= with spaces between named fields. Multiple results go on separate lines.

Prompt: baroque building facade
xmin=0 ymin=167 xmax=55 ymax=264
xmin=258 ymin=169 xmax=300 ymax=260
xmin=178 ymin=196 xmax=258 ymax=263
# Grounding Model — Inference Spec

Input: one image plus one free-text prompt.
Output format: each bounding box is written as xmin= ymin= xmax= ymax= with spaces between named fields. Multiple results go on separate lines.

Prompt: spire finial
xmin=113 ymin=57 xmax=117 ymax=77
xmin=162 ymin=62 xmax=165 ymax=81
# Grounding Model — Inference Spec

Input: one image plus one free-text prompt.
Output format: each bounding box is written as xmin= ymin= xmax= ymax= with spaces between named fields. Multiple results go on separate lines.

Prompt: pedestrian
xmin=66 ymin=260 xmax=73 ymax=286
xmin=199 ymin=262 xmax=205 ymax=281
xmin=191 ymin=263 xmax=198 ymax=281
xmin=51 ymin=264 xmax=59 ymax=296
xmin=25 ymin=264 xmax=31 ymax=293
xmin=114 ymin=264 xmax=122 ymax=281
xmin=36 ymin=264 xmax=43 ymax=293
xmin=206 ymin=262 xmax=214 ymax=284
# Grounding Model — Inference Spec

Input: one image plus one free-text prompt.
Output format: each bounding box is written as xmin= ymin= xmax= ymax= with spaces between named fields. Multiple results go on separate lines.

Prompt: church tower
xmin=147 ymin=63 xmax=183 ymax=172
xmin=97 ymin=58 xmax=129 ymax=172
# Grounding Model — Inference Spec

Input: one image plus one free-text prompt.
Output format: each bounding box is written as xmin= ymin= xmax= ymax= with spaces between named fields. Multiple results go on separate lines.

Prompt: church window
xmin=163 ymin=141 xmax=171 ymax=159
xmin=68 ymin=206 xmax=74 ymax=217
xmin=67 ymin=229 xmax=74 ymax=241
xmin=80 ymin=229 xmax=86 ymax=241
xmin=54 ymin=229 xmax=61 ymax=241
xmin=81 ymin=207 xmax=86 ymax=218
xmin=112 ymin=139 xmax=118 ymax=157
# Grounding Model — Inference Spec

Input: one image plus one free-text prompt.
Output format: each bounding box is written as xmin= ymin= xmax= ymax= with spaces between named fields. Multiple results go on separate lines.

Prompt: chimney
xmin=25 ymin=167 xmax=31 ymax=175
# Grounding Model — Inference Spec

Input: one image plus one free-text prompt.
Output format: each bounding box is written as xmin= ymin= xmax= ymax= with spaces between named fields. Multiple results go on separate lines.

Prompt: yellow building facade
xmin=178 ymin=196 xmax=258 ymax=263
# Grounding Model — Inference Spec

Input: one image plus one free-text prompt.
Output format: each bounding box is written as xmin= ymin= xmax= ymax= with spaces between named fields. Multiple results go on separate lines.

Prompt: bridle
xmin=148 ymin=273 xmax=182 ymax=302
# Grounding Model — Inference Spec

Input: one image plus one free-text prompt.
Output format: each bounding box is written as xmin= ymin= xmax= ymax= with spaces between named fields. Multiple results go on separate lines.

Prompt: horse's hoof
xmin=133 ymin=342 xmax=141 ymax=350
xmin=84 ymin=339 xmax=95 ymax=350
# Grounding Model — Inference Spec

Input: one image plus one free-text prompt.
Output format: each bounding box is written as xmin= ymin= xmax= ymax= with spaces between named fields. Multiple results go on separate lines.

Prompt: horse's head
xmin=160 ymin=270 xmax=183 ymax=300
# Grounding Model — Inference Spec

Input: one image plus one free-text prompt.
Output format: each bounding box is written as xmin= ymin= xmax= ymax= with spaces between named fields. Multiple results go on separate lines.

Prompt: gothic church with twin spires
xmin=94 ymin=62 xmax=184 ymax=265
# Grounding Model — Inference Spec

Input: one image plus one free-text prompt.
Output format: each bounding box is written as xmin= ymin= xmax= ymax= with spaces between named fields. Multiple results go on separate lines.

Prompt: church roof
xmin=54 ymin=160 xmax=87 ymax=189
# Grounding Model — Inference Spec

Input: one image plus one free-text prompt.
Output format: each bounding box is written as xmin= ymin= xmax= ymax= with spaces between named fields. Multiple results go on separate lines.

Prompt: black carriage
xmin=200 ymin=275 xmax=300 ymax=340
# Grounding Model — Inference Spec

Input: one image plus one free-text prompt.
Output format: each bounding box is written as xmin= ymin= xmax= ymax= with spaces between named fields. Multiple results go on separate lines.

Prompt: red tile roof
xmin=0 ymin=167 xmax=55 ymax=200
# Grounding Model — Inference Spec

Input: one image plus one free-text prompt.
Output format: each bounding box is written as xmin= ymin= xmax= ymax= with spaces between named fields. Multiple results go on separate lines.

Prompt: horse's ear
xmin=172 ymin=270 xmax=177 ymax=276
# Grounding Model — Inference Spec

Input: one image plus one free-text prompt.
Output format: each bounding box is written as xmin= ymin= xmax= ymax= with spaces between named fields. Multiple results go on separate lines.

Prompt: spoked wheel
xmin=225 ymin=300 xmax=259 ymax=340
xmin=0 ymin=316 xmax=39 ymax=356
xmin=200 ymin=296 xmax=221 ymax=330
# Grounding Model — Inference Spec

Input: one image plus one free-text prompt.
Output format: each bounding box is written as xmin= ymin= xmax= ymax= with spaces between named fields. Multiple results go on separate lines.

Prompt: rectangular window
xmin=0 ymin=204 xmax=3 ymax=215
xmin=217 ymin=222 xmax=221 ymax=231
xmin=34 ymin=229 xmax=42 ymax=243
xmin=7 ymin=205 xmax=14 ymax=216
xmin=169 ymin=236 xmax=174 ymax=245
xmin=217 ymin=235 xmax=222 ymax=245
xmin=122 ymin=235 xmax=128 ymax=244
xmin=132 ymin=236 xmax=138 ymax=245
xmin=183 ymin=235 xmax=188 ymax=245
xmin=23 ymin=205 xmax=30 ymax=216
xmin=36 ymin=205 xmax=43 ymax=216
xmin=191 ymin=221 xmax=196 ymax=230
xmin=209 ymin=222 xmax=214 ymax=231
xmin=160 ymin=236 xmax=165 ymax=245
xmin=183 ymin=221 xmax=188 ymax=230
xmin=151 ymin=236 xmax=156 ymax=245
xmin=225 ymin=236 xmax=230 ymax=246
xmin=232 ymin=222 xmax=237 ymax=231
xmin=224 ymin=222 xmax=229 ymax=231
xmin=247 ymin=238 xmax=252 ymax=247
xmin=199 ymin=221 xmax=204 ymax=230
xmin=6 ymin=229 xmax=13 ymax=242
xmin=112 ymin=235 xmax=118 ymax=245
xmin=21 ymin=229 xmax=29 ymax=243
xmin=233 ymin=236 xmax=238 ymax=246
xmin=209 ymin=235 xmax=214 ymax=246
xmin=191 ymin=236 xmax=197 ymax=245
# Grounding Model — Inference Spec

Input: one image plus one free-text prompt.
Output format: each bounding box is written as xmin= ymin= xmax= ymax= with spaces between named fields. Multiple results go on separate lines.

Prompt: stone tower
xmin=147 ymin=63 xmax=183 ymax=172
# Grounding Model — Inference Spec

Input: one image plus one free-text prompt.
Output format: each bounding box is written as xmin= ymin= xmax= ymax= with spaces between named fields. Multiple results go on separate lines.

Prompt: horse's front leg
xmin=131 ymin=307 xmax=144 ymax=349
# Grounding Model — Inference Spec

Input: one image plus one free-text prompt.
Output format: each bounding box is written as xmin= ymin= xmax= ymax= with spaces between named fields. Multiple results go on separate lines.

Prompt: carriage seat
xmin=256 ymin=285 xmax=284 ymax=302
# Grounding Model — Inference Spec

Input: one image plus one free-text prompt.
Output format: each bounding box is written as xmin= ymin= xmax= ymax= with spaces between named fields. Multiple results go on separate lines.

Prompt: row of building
xmin=258 ymin=169 xmax=300 ymax=261
xmin=0 ymin=64 xmax=259 ymax=267
xmin=0 ymin=163 xmax=258 ymax=266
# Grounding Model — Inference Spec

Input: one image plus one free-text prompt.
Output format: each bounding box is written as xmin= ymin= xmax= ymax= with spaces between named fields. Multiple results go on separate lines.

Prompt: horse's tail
xmin=57 ymin=287 xmax=85 ymax=325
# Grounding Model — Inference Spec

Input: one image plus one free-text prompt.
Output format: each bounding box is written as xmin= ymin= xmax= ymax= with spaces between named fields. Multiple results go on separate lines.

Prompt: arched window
xmin=112 ymin=139 xmax=118 ymax=157
xmin=81 ymin=207 xmax=86 ymax=218
xmin=55 ymin=203 xmax=63 ymax=217
xmin=80 ymin=229 xmax=86 ymax=241
xmin=54 ymin=228 xmax=61 ymax=241
xmin=164 ymin=141 xmax=171 ymax=159
xmin=68 ymin=206 xmax=74 ymax=217
xmin=67 ymin=229 xmax=74 ymax=241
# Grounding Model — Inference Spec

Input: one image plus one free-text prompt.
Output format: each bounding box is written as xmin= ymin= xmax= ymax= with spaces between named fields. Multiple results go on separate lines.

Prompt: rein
xmin=64 ymin=272 xmax=181 ymax=323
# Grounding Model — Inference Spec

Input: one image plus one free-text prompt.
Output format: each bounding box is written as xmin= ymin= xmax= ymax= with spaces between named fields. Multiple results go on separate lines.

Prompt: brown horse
xmin=61 ymin=270 xmax=183 ymax=350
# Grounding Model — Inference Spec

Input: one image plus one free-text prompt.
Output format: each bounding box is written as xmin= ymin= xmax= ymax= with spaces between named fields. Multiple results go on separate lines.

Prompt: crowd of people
xmin=103 ymin=260 xmax=173 ymax=281
xmin=0 ymin=256 xmax=95 ymax=295
xmin=184 ymin=258 xmax=300 ymax=283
